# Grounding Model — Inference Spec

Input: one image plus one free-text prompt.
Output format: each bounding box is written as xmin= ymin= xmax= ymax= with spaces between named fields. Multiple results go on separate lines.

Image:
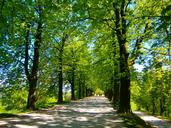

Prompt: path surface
xmin=0 ymin=96 xmax=126 ymax=128
xmin=134 ymin=111 xmax=171 ymax=128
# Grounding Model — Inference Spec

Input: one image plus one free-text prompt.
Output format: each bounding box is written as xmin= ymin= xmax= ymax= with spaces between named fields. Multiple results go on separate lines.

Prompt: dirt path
xmin=134 ymin=111 xmax=171 ymax=128
xmin=0 ymin=96 xmax=126 ymax=128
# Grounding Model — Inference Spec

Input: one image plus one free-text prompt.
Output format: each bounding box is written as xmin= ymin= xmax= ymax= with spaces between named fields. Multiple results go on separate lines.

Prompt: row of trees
xmin=0 ymin=0 xmax=94 ymax=110
xmin=0 ymin=0 xmax=170 ymax=115
xmin=85 ymin=0 xmax=170 ymax=114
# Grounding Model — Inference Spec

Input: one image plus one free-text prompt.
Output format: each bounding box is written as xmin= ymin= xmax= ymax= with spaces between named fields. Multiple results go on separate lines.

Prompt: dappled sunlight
xmin=74 ymin=107 xmax=114 ymax=113
xmin=15 ymin=124 xmax=38 ymax=128
xmin=76 ymin=116 xmax=88 ymax=121
xmin=105 ymin=119 xmax=124 ymax=123
xmin=0 ymin=121 xmax=7 ymax=126
xmin=0 ymin=96 xmax=126 ymax=128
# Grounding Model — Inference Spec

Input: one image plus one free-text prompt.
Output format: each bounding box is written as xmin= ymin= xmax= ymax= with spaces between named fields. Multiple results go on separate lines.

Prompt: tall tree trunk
xmin=112 ymin=35 xmax=120 ymax=108
xmin=27 ymin=80 xmax=36 ymax=110
xmin=107 ymin=89 xmax=113 ymax=101
xmin=25 ymin=8 xmax=42 ymax=109
xmin=113 ymin=74 xmax=120 ymax=108
xmin=152 ymin=98 xmax=156 ymax=115
xmin=78 ymin=77 xmax=82 ymax=99
xmin=58 ymin=54 xmax=63 ymax=103
xmin=82 ymin=78 xmax=86 ymax=98
xmin=86 ymin=86 xmax=88 ymax=97
xmin=71 ymin=66 xmax=75 ymax=100
xmin=82 ymin=85 xmax=85 ymax=98
xmin=57 ymin=34 xmax=68 ymax=103
xmin=71 ymin=49 xmax=76 ymax=100
xmin=113 ymin=1 xmax=131 ymax=113
xmin=160 ymin=97 xmax=166 ymax=116
xmin=118 ymin=57 xmax=131 ymax=113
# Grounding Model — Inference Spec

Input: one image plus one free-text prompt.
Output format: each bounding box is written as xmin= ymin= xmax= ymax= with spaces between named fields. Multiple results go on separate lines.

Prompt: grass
xmin=120 ymin=113 xmax=154 ymax=128
xmin=0 ymin=96 xmax=70 ymax=116
xmin=36 ymin=98 xmax=71 ymax=109
xmin=0 ymin=102 xmax=25 ymax=114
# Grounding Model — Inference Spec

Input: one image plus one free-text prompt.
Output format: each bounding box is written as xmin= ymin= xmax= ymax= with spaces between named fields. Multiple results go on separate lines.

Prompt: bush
xmin=1 ymin=85 xmax=27 ymax=111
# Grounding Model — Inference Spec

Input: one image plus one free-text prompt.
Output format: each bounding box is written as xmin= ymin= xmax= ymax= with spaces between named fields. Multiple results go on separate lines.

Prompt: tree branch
xmin=129 ymin=21 xmax=151 ymax=66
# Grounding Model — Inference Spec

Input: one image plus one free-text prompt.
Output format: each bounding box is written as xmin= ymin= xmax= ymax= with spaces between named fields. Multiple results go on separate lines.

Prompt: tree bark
xmin=113 ymin=1 xmax=131 ymax=113
xmin=25 ymin=5 xmax=43 ymax=110
xmin=152 ymin=97 xmax=156 ymax=115
xmin=113 ymin=73 xmax=120 ymax=108
xmin=26 ymin=8 xmax=42 ymax=109
xmin=71 ymin=48 xmax=76 ymax=100
xmin=112 ymin=34 xmax=120 ymax=108
xmin=57 ymin=34 xmax=68 ymax=103
xmin=78 ymin=77 xmax=82 ymax=99
xmin=160 ymin=97 xmax=166 ymax=116
xmin=58 ymin=56 xmax=63 ymax=103
xmin=71 ymin=66 xmax=75 ymax=100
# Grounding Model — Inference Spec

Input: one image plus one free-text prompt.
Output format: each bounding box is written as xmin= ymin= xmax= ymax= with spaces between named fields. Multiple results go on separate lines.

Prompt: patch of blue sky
xmin=134 ymin=63 xmax=144 ymax=72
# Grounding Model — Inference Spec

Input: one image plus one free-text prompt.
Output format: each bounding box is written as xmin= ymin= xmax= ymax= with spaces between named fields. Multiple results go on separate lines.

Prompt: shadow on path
xmin=0 ymin=96 xmax=126 ymax=128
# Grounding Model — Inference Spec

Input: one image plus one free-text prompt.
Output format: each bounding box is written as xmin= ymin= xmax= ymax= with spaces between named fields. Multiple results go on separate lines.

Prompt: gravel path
xmin=0 ymin=96 xmax=126 ymax=128
xmin=134 ymin=111 xmax=171 ymax=128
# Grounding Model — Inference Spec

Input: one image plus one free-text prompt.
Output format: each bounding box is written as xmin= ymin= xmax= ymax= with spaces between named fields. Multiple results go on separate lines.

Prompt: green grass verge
xmin=36 ymin=100 xmax=71 ymax=109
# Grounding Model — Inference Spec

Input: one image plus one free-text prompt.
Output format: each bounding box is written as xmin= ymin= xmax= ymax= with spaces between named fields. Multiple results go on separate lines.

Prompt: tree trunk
xmin=57 ymin=34 xmax=68 ymax=103
xmin=27 ymin=81 xmax=36 ymax=110
xmin=112 ymin=36 xmax=120 ymax=108
xmin=86 ymin=86 xmax=88 ymax=97
xmin=25 ymin=7 xmax=42 ymax=110
xmin=82 ymin=79 xmax=86 ymax=98
xmin=113 ymin=78 xmax=120 ymax=108
xmin=82 ymin=85 xmax=85 ymax=98
xmin=108 ymin=89 xmax=113 ymax=101
xmin=118 ymin=42 xmax=131 ymax=113
xmin=58 ymin=56 xmax=63 ymax=103
xmin=71 ymin=67 xmax=75 ymax=100
xmin=113 ymin=1 xmax=131 ymax=113
xmin=71 ymin=51 xmax=76 ymax=100
xmin=152 ymin=97 xmax=156 ymax=115
xmin=160 ymin=97 xmax=166 ymax=116
xmin=78 ymin=78 xmax=82 ymax=99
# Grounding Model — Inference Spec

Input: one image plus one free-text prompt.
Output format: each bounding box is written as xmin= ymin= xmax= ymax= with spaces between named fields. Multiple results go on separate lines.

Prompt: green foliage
xmin=95 ymin=88 xmax=104 ymax=96
xmin=0 ymin=0 xmax=170 ymax=120
xmin=131 ymin=67 xmax=171 ymax=117
xmin=36 ymin=96 xmax=56 ymax=109
xmin=1 ymin=85 xmax=27 ymax=111
xmin=64 ymin=92 xmax=71 ymax=101
xmin=131 ymin=100 xmax=138 ymax=111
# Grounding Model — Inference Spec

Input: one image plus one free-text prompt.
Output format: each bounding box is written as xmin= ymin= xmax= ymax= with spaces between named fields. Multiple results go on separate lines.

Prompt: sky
xmin=134 ymin=63 xmax=144 ymax=72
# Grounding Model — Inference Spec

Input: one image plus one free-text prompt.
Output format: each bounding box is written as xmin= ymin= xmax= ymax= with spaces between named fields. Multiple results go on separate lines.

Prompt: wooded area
xmin=0 ymin=0 xmax=170 ymax=119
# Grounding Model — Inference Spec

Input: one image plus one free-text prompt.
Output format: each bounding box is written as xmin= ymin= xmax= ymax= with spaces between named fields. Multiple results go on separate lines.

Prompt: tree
xmin=24 ymin=4 xmax=43 ymax=110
